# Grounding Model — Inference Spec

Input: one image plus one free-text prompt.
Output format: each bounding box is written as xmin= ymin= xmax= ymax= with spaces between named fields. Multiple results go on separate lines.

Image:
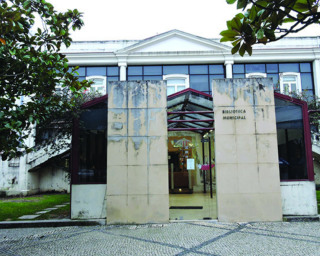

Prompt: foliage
xmin=0 ymin=193 xmax=70 ymax=221
xmin=0 ymin=0 xmax=93 ymax=161
xmin=221 ymin=0 xmax=320 ymax=56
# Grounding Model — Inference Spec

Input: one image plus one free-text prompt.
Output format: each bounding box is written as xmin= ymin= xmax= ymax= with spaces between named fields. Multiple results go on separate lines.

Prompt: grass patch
xmin=0 ymin=194 xmax=70 ymax=221
xmin=35 ymin=204 xmax=70 ymax=220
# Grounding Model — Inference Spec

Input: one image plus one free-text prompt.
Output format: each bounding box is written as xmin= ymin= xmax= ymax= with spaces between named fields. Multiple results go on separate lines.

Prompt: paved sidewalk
xmin=1 ymin=221 xmax=320 ymax=255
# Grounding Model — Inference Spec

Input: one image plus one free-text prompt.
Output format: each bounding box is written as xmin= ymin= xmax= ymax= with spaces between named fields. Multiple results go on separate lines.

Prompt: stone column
xmin=224 ymin=61 xmax=233 ymax=78
xmin=118 ymin=63 xmax=127 ymax=81
xmin=213 ymin=78 xmax=282 ymax=222
xmin=106 ymin=81 xmax=168 ymax=224
xmin=312 ymin=59 xmax=320 ymax=98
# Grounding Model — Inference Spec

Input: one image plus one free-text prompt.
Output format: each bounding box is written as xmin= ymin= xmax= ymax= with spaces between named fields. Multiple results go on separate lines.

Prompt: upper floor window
xmin=245 ymin=73 xmax=267 ymax=78
xmin=86 ymin=76 xmax=107 ymax=95
xmin=163 ymin=74 xmax=189 ymax=95
xmin=280 ymin=73 xmax=301 ymax=94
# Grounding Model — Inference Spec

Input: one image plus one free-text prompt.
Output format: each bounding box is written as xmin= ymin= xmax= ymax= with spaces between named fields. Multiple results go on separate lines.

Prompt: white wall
xmin=71 ymin=185 xmax=107 ymax=219
xmin=39 ymin=166 xmax=70 ymax=193
xmin=281 ymin=181 xmax=318 ymax=216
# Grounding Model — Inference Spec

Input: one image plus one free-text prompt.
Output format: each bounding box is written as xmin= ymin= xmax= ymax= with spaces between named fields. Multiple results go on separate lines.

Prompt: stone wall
xmin=106 ymin=81 xmax=168 ymax=224
xmin=213 ymin=78 xmax=283 ymax=222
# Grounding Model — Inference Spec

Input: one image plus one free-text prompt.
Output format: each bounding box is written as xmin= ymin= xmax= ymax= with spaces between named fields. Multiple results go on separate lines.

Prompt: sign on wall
xmin=187 ymin=158 xmax=195 ymax=170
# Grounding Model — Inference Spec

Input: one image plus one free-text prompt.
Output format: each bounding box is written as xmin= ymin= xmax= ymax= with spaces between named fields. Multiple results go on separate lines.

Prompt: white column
xmin=313 ymin=59 xmax=320 ymax=97
xmin=224 ymin=61 xmax=234 ymax=78
xmin=118 ymin=62 xmax=127 ymax=81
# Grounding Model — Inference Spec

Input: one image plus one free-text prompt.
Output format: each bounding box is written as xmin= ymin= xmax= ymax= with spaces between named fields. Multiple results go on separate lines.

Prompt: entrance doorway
xmin=167 ymin=88 xmax=217 ymax=221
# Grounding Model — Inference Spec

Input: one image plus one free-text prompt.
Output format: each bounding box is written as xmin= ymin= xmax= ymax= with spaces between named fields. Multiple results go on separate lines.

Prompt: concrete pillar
xmin=106 ymin=81 xmax=168 ymax=224
xmin=213 ymin=78 xmax=282 ymax=222
xmin=224 ymin=61 xmax=234 ymax=78
xmin=118 ymin=63 xmax=127 ymax=81
xmin=312 ymin=59 xmax=320 ymax=97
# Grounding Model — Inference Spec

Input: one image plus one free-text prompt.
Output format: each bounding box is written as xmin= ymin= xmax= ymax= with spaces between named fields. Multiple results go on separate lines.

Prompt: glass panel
xmin=163 ymin=65 xmax=188 ymax=75
xmin=144 ymin=66 xmax=162 ymax=75
xmin=190 ymin=65 xmax=208 ymax=74
xmin=177 ymin=86 xmax=185 ymax=92
xmin=283 ymin=76 xmax=296 ymax=82
xmin=107 ymin=77 xmax=119 ymax=82
xmin=279 ymin=63 xmax=300 ymax=72
xmin=128 ymin=66 xmax=142 ymax=75
xmin=91 ymin=78 xmax=104 ymax=85
xmin=190 ymin=75 xmax=209 ymax=92
xmin=128 ymin=76 xmax=142 ymax=81
xmin=266 ymin=64 xmax=278 ymax=73
xmin=275 ymin=98 xmax=307 ymax=180
xmin=291 ymin=83 xmax=297 ymax=91
xmin=167 ymin=86 xmax=176 ymax=96
xmin=233 ymin=74 xmax=245 ymax=78
xmin=233 ymin=64 xmax=244 ymax=74
xmin=78 ymin=76 xmax=86 ymax=82
xmin=300 ymin=63 xmax=311 ymax=73
xmin=267 ymin=73 xmax=279 ymax=89
xmin=79 ymin=130 xmax=107 ymax=183
xmin=107 ymin=67 xmax=119 ymax=76
xmin=301 ymin=73 xmax=313 ymax=90
xmin=143 ymin=76 xmax=162 ymax=80
xmin=245 ymin=64 xmax=265 ymax=73
xmin=210 ymin=74 xmax=225 ymax=80
xmin=167 ymin=79 xmax=185 ymax=85
xmin=87 ymin=67 xmax=106 ymax=76
xmin=209 ymin=65 xmax=224 ymax=74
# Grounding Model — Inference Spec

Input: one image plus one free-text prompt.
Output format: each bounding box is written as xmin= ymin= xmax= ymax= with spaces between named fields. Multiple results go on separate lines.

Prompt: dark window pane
xmin=301 ymin=73 xmax=314 ymax=90
xmin=143 ymin=76 xmax=162 ymax=80
xmin=69 ymin=67 xmax=85 ymax=76
xmin=245 ymin=64 xmax=265 ymax=73
xmin=267 ymin=73 xmax=279 ymax=90
xmin=233 ymin=74 xmax=245 ymax=78
xmin=128 ymin=76 xmax=142 ymax=81
xmin=163 ymin=65 xmax=188 ymax=75
xmin=107 ymin=67 xmax=119 ymax=76
xmin=190 ymin=75 xmax=209 ymax=92
xmin=87 ymin=67 xmax=106 ymax=76
xmin=233 ymin=64 xmax=244 ymax=74
xmin=300 ymin=63 xmax=311 ymax=72
xmin=144 ymin=66 xmax=162 ymax=75
xmin=190 ymin=65 xmax=208 ymax=74
xmin=279 ymin=63 xmax=300 ymax=72
xmin=128 ymin=66 xmax=142 ymax=75
xmin=266 ymin=64 xmax=278 ymax=73
xmin=275 ymin=98 xmax=307 ymax=180
xmin=209 ymin=65 xmax=224 ymax=74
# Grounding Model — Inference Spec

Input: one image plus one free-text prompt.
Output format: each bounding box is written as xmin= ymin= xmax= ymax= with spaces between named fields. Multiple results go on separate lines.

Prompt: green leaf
xmin=220 ymin=36 xmax=238 ymax=42
xmin=64 ymin=62 xmax=68 ymax=69
xmin=257 ymin=28 xmax=264 ymax=39
xmin=220 ymin=30 xmax=240 ymax=37
xmin=264 ymin=29 xmax=276 ymax=40
xmin=239 ymin=43 xmax=246 ymax=56
xmin=232 ymin=42 xmax=241 ymax=54
xmin=226 ymin=0 xmax=237 ymax=3
xmin=245 ymin=44 xmax=252 ymax=56
xmin=237 ymin=0 xmax=248 ymax=9
xmin=249 ymin=6 xmax=257 ymax=21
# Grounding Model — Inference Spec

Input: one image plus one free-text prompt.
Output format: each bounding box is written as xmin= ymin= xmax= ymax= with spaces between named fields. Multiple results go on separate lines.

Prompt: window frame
xmin=163 ymin=74 xmax=190 ymax=95
xmin=245 ymin=72 xmax=267 ymax=78
xmin=85 ymin=76 xmax=107 ymax=95
xmin=274 ymin=92 xmax=314 ymax=181
xmin=279 ymin=72 xmax=301 ymax=94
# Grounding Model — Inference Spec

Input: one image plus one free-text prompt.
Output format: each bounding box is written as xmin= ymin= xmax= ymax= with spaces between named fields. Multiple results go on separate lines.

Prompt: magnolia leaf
xmin=226 ymin=0 xmax=237 ymax=3
xmin=232 ymin=42 xmax=241 ymax=54
xmin=239 ymin=43 xmax=246 ymax=56
xmin=257 ymin=28 xmax=264 ymax=39
xmin=237 ymin=0 xmax=248 ymax=9
xmin=245 ymin=43 xmax=252 ymax=56
xmin=220 ymin=30 xmax=240 ymax=37
xmin=232 ymin=38 xmax=242 ymax=46
xmin=220 ymin=36 xmax=237 ymax=42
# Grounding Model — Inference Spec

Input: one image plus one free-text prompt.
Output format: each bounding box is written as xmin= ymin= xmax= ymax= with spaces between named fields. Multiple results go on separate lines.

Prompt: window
xmin=245 ymin=73 xmax=267 ymax=78
xmin=86 ymin=76 xmax=107 ymax=95
xmin=163 ymin=74 xmax=189 ymax=95
xmin=279 ymin=73 xmax=301 ymax=94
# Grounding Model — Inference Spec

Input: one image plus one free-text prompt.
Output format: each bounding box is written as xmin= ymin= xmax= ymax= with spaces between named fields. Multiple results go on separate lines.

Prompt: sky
xmin=41 ymin=0 xmax=319 ymax=41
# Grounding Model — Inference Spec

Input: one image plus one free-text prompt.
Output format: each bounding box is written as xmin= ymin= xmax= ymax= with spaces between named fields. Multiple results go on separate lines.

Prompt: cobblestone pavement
xmin=1 ymin=221 xmax=320 ymax=256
